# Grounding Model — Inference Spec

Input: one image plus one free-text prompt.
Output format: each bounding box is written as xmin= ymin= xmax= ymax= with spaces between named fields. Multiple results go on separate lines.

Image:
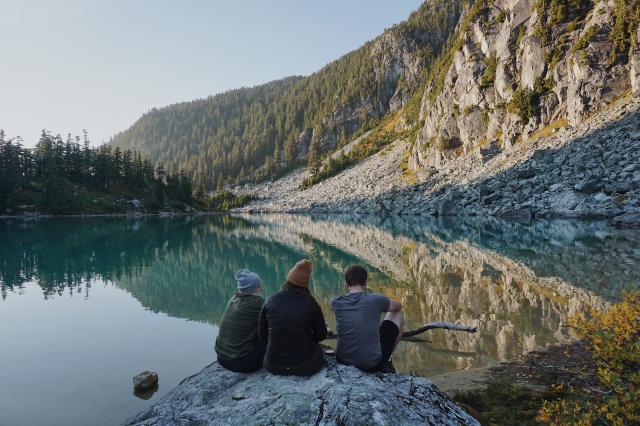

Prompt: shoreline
xmin=3 ymin=209 xmax=638 ymax=231
xmin=0 ymin=210 xmax=223 ymax=220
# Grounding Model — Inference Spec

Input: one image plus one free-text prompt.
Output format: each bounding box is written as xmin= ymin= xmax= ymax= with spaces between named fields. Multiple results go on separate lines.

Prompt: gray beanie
xmin=235 ymin=269 xmax=261 ymax=294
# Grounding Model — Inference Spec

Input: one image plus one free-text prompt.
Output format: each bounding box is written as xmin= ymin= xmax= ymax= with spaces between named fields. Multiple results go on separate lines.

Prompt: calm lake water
xmin=1 ymin=214 xmax=639 ymax=425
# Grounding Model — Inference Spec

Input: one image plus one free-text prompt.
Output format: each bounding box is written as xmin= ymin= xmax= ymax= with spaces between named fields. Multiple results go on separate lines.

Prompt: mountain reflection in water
xmin=1 ymin=214 xmax=638 ymax=377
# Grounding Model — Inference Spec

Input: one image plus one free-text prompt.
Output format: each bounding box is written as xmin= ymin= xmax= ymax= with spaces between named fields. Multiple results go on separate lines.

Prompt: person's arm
xmin=374 ymin=293 xmax=401 ymax=312
xmin=310 ymin=299 xmax=327 ymax=342
xmin=387 ymin=299 xmax=403 ymax=312
xmin=258 ymin=303 xmax=268 ymax=342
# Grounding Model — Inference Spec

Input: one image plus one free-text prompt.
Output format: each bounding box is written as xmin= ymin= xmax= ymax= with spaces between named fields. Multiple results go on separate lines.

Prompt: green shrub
xmin=463 ymin=105 xmax=476 ymax=117
xmin=571 ymin=24 xmax=598 ymax=54
xmin=207 ymin=191 xmax=254 ymax=211
xmin=535 ymin=0 xmax=589 ymax=45
xmin=481 ymin=110 xmax=490 ymax=127
xmin=567 ymin=17 xmax=579 ymax=32
xmin=508 ymin=78 xmax=553 ymax=123
xmin=610 ymin=0 xmax=640 ymax=63
xmin=545 ymin=42 xmax=565 ymax=74
xmin=481 ymin=53 xmax=498 ymax=88
xmin=508 ymin=88 xmax=537 ymax=123
xmin=438 ymin=137 xmax=462 ymax=152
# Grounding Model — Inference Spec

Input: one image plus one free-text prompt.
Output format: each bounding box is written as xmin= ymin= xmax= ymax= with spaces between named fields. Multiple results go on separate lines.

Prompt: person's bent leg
xmin=384 ymin=311 xmax=404 ymax=352
xmin=372 ymin=313 xmax=403 ymax=373
xmin=219 ymin=340 xmax=267 ymax=373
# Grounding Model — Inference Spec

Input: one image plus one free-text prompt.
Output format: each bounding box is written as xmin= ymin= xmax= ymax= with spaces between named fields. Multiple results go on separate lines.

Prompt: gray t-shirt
xmin=330 ymin=291 xmax=390 ymax=369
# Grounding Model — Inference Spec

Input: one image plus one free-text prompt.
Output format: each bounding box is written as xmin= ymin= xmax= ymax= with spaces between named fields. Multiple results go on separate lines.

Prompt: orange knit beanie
xmin=286 ymin=259 xmax=312 ymax=288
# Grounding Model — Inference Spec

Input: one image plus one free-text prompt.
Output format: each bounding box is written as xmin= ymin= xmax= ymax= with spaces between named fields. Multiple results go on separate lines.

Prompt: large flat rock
xmin=125 ymin=359 xmax=478 ymax=425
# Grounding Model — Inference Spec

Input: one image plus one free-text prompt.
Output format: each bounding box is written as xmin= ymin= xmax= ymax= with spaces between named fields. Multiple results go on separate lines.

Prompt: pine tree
xmin=122 ymin=150 xmax=133 ymax=184
xmin=193 ymin=173 xmax=206 ymax=201
xmin=284 ymin=134 xmax=297 ymax=167
xmin=307 ymin=136 xmax=321 ymax=177
xmin=216 ymin=174 xmax=224 ymax=192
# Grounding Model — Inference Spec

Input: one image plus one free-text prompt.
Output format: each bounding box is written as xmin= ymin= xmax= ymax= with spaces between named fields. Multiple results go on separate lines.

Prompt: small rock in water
xmin=133 ymin=371 xmax=159 ymax=392
xmin=134 ymin=383 xmax=159 ymax=401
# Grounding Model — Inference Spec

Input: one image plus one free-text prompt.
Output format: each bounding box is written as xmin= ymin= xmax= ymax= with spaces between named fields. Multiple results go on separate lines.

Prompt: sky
xmin=1 ymin=0 xmax=423 ymax=147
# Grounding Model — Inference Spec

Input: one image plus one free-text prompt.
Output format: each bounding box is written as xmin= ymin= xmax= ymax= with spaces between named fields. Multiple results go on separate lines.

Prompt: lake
xmin=1 ymin=214 xmax=639 ymax=425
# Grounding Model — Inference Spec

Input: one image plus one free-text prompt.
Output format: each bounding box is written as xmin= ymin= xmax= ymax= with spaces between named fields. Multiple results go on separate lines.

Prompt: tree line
xmin=0 ymin=129 xmax=199 ymax=213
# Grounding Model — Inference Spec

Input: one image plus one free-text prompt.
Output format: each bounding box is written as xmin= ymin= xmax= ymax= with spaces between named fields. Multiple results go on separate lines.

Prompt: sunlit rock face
xmin=410 ymin=0 xmax=636 ymax=170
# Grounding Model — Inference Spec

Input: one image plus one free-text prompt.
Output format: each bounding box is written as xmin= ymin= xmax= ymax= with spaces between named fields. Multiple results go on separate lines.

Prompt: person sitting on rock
xmin=331 ymin=265 xmax=404 ymax=373
xmin=259 ymin=259 xmax=327 ymax=376
xmin=215 ymin=268 xmax=266 ymax=373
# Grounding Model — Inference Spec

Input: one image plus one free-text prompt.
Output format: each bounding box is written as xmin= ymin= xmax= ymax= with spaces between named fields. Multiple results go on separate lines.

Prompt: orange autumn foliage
xmin=537 ymin=291 xmax=640 ymax=425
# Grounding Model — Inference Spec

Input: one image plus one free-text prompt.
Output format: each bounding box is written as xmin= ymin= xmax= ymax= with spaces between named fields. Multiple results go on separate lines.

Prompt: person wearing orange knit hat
xmin=285 ymin=259 xmax=312 ymax=288
xmin=258 ymin=259 xmax=327 ymax=376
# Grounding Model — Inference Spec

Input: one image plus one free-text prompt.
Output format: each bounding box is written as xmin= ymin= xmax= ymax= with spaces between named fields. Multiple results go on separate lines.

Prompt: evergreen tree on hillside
xmin=193 ymin=173 xmax=206 ymax=201
xmin=307 ymin=137 xmax=321 ymax=177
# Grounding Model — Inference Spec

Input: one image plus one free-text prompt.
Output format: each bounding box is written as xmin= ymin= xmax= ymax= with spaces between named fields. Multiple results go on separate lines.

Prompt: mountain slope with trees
xmin=110 ymin=0 xmax=466 ymax=189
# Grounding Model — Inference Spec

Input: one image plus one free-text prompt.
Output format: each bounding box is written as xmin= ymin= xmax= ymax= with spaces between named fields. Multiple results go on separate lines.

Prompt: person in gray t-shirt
xmin=330 ymin=265 xmax=404 ymax=372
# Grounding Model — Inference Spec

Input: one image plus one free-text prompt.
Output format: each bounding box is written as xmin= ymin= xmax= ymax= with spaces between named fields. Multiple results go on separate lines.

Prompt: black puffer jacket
xmin=259 ymin=288 xmax=327 ymax=365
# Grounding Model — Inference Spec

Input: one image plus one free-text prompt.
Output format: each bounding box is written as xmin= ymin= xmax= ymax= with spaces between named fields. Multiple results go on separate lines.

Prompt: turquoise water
xmin=1 ymin=214 xmax=638 ymax=425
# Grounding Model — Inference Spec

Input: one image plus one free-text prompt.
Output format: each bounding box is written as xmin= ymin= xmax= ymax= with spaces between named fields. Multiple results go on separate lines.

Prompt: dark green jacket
xmin=215 ymin=293 xmax=264 ymax=360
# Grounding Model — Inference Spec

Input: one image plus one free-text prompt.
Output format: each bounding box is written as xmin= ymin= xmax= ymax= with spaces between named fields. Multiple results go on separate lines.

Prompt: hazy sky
xmin=2 ymin=0 xmax=423 ymax=147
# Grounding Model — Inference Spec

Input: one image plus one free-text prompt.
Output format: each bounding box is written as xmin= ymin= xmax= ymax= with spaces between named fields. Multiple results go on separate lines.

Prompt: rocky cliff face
xmin=125 ymin=359 xmax=478 ymax=426
xmin=310 ymin=29 xmax=432 ymax=153
xmin=410 ymin=0 xmax=639 ymax=172
xmin=302 ymin=2 xmax=463 ymax=154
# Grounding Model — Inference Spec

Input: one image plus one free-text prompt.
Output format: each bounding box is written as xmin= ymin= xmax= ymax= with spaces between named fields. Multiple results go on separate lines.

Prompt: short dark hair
xmin=345 ymin=265 xmax=367 ymax=287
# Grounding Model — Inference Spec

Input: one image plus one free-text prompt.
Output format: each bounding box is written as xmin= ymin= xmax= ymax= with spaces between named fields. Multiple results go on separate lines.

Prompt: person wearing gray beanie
xmin=215 ymin=268 xmax=266 ymax=373
xmin=235 ymin=268 xmax=262 ymax=295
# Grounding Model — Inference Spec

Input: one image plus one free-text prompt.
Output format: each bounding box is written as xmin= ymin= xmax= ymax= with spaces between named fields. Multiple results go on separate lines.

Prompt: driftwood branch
xmin=402 ymin=322 xmax=477 ymax=337
xmin=326 ymin=322 xmax=477 ymax=340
